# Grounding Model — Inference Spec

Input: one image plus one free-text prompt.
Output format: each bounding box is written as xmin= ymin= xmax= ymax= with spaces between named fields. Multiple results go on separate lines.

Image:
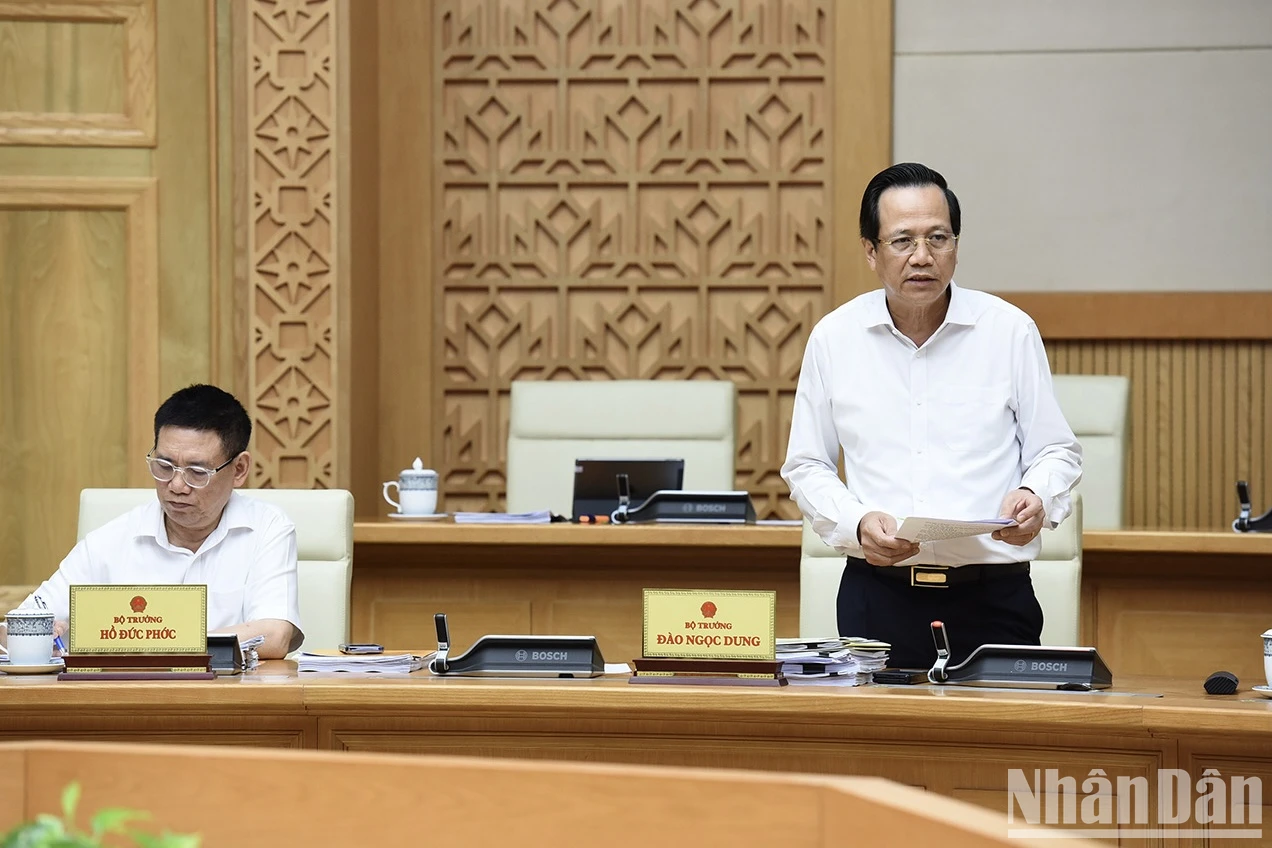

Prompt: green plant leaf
xmin=59 ymin=783 xmax=80 ymax=824
xmin=1 ymin=818 xmax=64 ymax=848
xmin=48 ymin=837 xmax=98 ymax=848
xmin=90 ymin=808 xmax=146 ymax=838
xmin=32 ymin=814 xmax=67 ymax=836
xmin=131 ymin=833 xmax=200 ymax=848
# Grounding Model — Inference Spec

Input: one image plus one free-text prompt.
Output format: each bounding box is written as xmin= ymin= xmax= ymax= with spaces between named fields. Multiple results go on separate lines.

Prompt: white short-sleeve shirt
xmin=19 ymin=491 xmax=303 ymax=648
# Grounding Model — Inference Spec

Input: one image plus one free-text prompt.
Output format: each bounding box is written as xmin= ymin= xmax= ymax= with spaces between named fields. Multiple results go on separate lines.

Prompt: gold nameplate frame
xmin=642 ymin=588 xmax=776 ymax=660
xmin=68 ymin=585 xmax=208 ymax=655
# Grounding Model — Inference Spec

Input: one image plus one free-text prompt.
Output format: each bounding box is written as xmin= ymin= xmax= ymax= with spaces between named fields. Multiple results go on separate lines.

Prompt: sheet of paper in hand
xmin=894 ymin=517 xmax=1017 ymax=543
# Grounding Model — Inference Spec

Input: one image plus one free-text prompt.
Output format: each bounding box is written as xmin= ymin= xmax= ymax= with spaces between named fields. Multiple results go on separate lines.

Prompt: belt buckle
xmin=910 ymin=566 xmax=950 ymax=588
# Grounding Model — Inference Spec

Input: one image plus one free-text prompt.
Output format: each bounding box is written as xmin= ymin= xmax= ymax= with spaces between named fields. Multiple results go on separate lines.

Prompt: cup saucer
xmin=1252 ymin=685 xmax=1272 ymax=699
xmin=387 ymin=512 xmax=449 ymax=521
xmin=0 ymin=657 xmax=65 ymax=675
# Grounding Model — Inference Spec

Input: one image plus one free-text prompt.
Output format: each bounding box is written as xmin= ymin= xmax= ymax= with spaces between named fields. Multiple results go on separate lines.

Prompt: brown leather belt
xmin=848 ymin=559 xmax=1030 ymax=589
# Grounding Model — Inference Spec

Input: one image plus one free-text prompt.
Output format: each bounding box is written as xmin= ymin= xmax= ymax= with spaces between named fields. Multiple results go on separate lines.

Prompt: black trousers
xmin=836 ymin=557 xmax=1044 ymax=669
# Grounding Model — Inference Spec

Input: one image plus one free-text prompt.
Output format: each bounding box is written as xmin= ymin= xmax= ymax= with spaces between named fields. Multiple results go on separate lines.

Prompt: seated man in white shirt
xmin=781 ymin=163 xmax=1082 ymax=669
xmin=5 ymin=384 xmax=303 ymax=659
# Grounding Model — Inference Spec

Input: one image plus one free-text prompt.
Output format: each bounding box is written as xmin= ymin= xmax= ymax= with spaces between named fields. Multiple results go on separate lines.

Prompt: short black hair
xmin=859 ymin=162 xmax=961 ymax=242
xmin=153 ymin=384 xmax=251 ymax=461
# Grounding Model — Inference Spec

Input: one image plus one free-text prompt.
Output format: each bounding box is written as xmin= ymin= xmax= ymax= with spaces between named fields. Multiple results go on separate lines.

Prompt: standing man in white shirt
xmin=4 ymin=384 xmax=303 ymax=658
xmin=781 ymin=163 xmax=1081 ymax=668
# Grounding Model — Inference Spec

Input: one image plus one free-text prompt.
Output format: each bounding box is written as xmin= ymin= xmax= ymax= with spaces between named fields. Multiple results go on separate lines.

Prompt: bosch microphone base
xmin=927 ymin=643 xmax=1113 ymax=691
xmin=428 ymin=613 xmax=606 ymax=678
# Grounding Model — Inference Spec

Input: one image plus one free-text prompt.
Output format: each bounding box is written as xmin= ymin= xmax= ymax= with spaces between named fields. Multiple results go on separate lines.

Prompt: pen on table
xmin=33 ymin=596 xmax=67 ymax=653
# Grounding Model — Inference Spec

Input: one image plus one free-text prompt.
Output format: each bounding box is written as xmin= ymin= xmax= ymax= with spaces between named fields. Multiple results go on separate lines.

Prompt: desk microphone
xmin=1204 ymin=670 xmax=1239 ymax=695
xmin=432 ymin=613 xmax=451 ymax=673
xmin=611 ymin=472 xmax=632 ymax=523
xmin=928 ymin=620 xmax=952 ymax=683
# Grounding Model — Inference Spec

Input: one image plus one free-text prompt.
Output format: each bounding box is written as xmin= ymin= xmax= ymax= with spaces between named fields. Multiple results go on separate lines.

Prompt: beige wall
xmin=893 ymin=0 xmax=1272 ymax=293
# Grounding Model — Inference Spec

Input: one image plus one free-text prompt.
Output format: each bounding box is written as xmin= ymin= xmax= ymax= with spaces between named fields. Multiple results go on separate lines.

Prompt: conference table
xmin=350 ymin=521 xmax=1272 ymax=684
xmin=2 ymin=664 xmax=1270 ymax=844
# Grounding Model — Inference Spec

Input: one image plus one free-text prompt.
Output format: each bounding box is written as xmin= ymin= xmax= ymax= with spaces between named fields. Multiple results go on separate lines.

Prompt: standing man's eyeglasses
xmin=877 ymin=233 xmax=959 ymax=256
xmin=145 ymin=454 xmax=237 ymax=489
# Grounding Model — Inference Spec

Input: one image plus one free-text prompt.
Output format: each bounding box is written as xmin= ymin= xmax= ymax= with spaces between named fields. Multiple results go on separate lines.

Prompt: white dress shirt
xmin=781 ymin=282 xmax=1082 ymax=566
xmin=18 ymin=492 xmax=304 ymax=645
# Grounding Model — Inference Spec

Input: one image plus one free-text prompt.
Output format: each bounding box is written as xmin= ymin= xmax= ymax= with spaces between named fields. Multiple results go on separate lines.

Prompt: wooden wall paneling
xmin=229 ymin=0 xmax=251 ymax=399
xmin=212 ymin=0 xmax=236 ymax=389
xmin=1090 ymin=573 xmax=1272 ymax=685
xmin=351 ymin=543 xmax=803 ymax=660
xmin=238 ymin=0 xmax=349 ymax=489
xmin=374 ymin=0 xmax=433 ymax=512
xmin=1044 ymin=340 xmax=1271 ymax=529
xmin=155 ymin=0 xmax=215 ymax=392
xmin=346 ymin=0 xmax=379 ymax=516
xmin=1001 ymin=292 xmax=1272 ymax=341
xmin=0 ymin=0 xmax=156 ymax=146
xmin=0 ymin=178 xmax=159 ymax=583
xmin=332 ymin=0 xmax=352 ymax=490
xmin=831 ymin=0 xmax=893 ymax=307
xmin=429 ymin=0 xmax=889 ymax=519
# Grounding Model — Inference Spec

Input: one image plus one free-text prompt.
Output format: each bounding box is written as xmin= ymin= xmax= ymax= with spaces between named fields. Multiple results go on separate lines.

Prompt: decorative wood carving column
xmin=237 ymin=0 xmax=349 ymax=489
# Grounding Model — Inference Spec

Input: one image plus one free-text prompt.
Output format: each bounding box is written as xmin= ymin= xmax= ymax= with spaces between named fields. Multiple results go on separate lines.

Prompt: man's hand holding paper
xmin=857 ymin=511 xmax=921 ymax=566
xmin=993 ymin=488 xmax=1045 ymax=546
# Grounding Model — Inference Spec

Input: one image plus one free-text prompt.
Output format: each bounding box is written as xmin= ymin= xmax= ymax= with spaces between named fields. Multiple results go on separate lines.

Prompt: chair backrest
xmin=797 ymin=495 xmax=1084 ymax=647
xmin=1032 ymin=494 xmax=1082 ymax=646
xmin=1050 ymin=375 xmax=1129 ymax=529
xmin=76 ymin=488 xmax=354 ymax=651
xmin=798 ymin=521 xmax=845 ymax=640
xmin=505 ymin=380 xmax=737 ymax=516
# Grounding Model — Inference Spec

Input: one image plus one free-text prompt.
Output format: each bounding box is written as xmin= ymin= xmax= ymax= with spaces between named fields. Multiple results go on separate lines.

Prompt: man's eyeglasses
xmin=146 ymin=454 xmax=237 ymax=489
xmin=877 ymin=233 xmax=959 ymax=257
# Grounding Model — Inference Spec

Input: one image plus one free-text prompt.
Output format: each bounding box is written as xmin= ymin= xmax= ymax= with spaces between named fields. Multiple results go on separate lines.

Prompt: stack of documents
xmin=453 ymin=511 xmax=552 ymax=524
xmin=845 ymin=638 xmax=891 ymax=681
xmin=775 ymin=637 xmax=891 ymax=685
xmin=240 ymin=635 xmax=264 ymax=671
xmin=776 ymin=638 xmax=862 ymax=686
xmin=295 ymin=651 xmax=431 ymax=673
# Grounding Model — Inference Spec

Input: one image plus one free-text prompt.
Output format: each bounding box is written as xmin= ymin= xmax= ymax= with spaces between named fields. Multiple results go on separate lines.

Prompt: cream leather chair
xmin=505 ymin=380 xmax=737 ymax=516
xmin=798 ymin=495 xmax=1083 ymax=646
xmin=1050 ymin=374 xmax=1130 ymax=530
xmin=76 ymin=488 xmax=354 ymax=651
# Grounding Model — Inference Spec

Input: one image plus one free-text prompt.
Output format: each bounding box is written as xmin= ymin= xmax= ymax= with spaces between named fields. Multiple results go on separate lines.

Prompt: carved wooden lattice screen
xmin=436 ymin=0 xmax=832 ymax=518
xmin=244 ymin=0 xmax=339 ymax=490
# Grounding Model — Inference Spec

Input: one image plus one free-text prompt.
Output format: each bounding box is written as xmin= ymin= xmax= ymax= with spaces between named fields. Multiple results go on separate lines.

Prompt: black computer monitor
xmin=571 ymin=458 xmax=685 ymax=520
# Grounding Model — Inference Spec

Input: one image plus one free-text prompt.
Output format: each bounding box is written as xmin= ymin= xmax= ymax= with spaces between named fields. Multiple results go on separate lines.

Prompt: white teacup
xmin=1262 ymin=629 xmax=1272 ymax=688
xmin=383 ymin=457 xmax=439 ymax=516
xmin=5 ymin=609 xmax=55 ymax=666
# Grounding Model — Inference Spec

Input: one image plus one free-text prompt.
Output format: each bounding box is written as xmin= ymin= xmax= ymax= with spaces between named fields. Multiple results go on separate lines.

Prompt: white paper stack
xmin=776 ymin=637 xmax=863 ymax=686
xmin=775 ymin=637 xmax=892 ymax=685
xmin=453 ymin=511 xmax=552 ymax=524
xmin=240 ymin=634 xmax=265 ymax=671
xmin=844 ymin=637 xmax=891 ymax=681
xmin=295 ymin=651 xmax=432 ymax=673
